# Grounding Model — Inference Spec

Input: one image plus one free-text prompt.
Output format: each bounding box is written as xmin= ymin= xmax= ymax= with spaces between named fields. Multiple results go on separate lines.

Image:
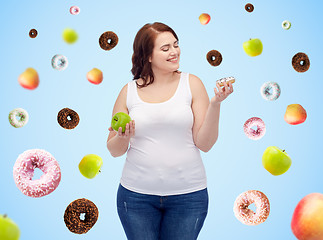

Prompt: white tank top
xmin=120 ymin=72 xmax=207 ymax=196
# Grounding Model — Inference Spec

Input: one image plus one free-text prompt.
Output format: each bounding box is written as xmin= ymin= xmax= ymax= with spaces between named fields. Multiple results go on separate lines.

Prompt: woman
xmin=107 ymin=22 xmax=233 ymax=240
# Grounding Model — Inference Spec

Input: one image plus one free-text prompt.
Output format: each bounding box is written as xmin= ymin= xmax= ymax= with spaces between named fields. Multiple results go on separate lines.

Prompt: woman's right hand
xmin=108 ymin=120 xmax=135 ymax=140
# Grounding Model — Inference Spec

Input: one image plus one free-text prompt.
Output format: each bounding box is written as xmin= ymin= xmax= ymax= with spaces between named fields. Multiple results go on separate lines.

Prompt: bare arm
xmin=107 ymin=84 xmax=135 ymax=157
xmin=190 ymin=75 xmax=233 ymax=152
xmin=195 ymin=102 xmax=221 ymax=152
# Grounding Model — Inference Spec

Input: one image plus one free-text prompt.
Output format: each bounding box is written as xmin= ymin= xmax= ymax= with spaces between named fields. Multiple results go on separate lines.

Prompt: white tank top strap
xmin=126 ymin=80 xmax=139 ymax=111
xmin=176 ymin=72 xmax=192 ymax=105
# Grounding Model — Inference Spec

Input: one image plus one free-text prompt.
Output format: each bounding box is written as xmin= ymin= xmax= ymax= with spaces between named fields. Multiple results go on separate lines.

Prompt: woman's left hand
xmin=210 ymin=81 xmax=233 ymax=106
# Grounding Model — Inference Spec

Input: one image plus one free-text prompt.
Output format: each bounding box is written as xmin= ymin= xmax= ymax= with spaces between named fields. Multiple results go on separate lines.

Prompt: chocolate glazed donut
xmin=57 ymin=108 xmax=80 ymax=129
xmin=206 ymin=50 xmax=222 ymax=66
xmin=64 ymin=198 xmax=99 ymax=234
xmin=245 ymin=3 xmax=254 ymax=12
xmin=29 ymin=29 xmax=38 ymax=38
xmin=99 ymin=31 xmax=119 ymax=50
xmin=292 ymin=52 xmax=310 ymax=73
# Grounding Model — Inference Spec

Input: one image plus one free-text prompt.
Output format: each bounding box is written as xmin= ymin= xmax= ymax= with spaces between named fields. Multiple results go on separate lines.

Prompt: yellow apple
xmin=199 ymin=13 xmax=211 ymax=25
xmin=262 ymin=146 xmax=292 ymax=175
xmin=79 ymin=154 xmax=103 ymax=179
xmin=18 ymin=68 xmax=39 ymax=90
xmin=87 ymin=68 xmax=103 ymax=85
xmin=62 ymin=28 xmax=78 ymax=44
xmin=284 ymin=104 xmax=307 ymax=125
xmin=0 ymin=214 xmax=20 ymax=240
xmin=243 ymin=38 xmax=263 ymax=57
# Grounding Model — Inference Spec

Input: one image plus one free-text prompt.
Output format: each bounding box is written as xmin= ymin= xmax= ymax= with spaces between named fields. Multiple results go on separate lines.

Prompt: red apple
xmin=199 ymin=13 xmax=211 ymax=25
xmin=284 ymin=104 xmax=307 ymax=125
xmin=291 ymin=193 xmax=323 ymax=240
xmin=18 ymin=68 xmax=39 ymax=90
xmin=87 ymin=68 xmax=103 ymax=85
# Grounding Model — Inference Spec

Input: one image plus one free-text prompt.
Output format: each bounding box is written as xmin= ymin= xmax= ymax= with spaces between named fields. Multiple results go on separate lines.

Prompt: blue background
xmin=1 ymin=0 xmax=322 ymax=239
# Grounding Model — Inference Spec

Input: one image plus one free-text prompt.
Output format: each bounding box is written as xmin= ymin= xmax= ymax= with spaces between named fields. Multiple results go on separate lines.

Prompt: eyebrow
xmin=160 ymin=40 xmax=179 ymax=49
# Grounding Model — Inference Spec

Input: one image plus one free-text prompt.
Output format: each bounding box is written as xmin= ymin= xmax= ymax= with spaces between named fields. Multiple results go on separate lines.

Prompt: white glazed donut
xmin=260 ymin=82 xmax=281 ymax=101
xmin=51 ymin=54 xmax=68 ymax=70
xmin=282 ymin=20 xmax=291 ymax=30
xmin=243 ymin=117 xmax=266 ymax=140
xmin=233 ymin=190 xmax=270 ymax=225
xmin=13 ymin=149 xmax=61 ymax=198
xmin=9 ymin=108 xmax=29 ymax=128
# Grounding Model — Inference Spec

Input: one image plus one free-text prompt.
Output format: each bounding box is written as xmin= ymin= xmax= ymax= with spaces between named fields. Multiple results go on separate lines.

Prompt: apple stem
xmin=283 ymin=150 xmax=285 ymax=152
xmin=99 ymin=170 xmax=101 ymax=173
xmin=4 ymin=214 xmax=7 ymax=218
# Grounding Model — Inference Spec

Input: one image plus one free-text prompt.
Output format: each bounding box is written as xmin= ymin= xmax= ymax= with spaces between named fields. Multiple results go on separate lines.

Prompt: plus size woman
xmin=107 ymin=22 xmax=233 ymax=240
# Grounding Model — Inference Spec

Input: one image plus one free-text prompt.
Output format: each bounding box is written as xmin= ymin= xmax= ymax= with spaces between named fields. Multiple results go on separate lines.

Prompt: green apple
xmin=0 ymin=214 xmax=20 ymax=240
xmin=243 ymin=38 xmax=263 ymax=57
xmin=79 ymin=154 xmax=103 ymax=179
xmin=262 ymin=146 xmax=292 ymax=175
xmin=111 ymin=112 xmax=132 ymax=132
xmin=62 ymin=28 xmax=78 ymax=44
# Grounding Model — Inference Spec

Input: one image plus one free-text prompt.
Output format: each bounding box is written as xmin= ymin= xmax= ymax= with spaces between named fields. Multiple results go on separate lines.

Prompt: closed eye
xmin=161 ymin=41 xmax=179 ymax=51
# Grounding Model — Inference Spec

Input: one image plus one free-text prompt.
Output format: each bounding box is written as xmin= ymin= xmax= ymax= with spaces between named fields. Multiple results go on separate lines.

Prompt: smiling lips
xmin=167 ymin=57 xmax=178 ymax=63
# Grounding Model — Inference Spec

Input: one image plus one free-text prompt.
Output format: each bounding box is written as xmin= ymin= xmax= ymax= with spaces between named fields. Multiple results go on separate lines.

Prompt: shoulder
xmin=188 ymin=74 xmax=208 ymax=100
xmin=114 ymin=82 xmax=131 ymax=108
xmin=119 ymin=79 xmax=136 ymax=96
xmin=117 ymin=83 xmax=128 ymax=99
xmin=188 ymin=73 xmax=203 ymax=85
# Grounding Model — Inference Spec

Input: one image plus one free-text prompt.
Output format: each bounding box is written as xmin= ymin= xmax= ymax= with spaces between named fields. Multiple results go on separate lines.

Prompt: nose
xmin=169 ymin=46 xmax=178 ymax=55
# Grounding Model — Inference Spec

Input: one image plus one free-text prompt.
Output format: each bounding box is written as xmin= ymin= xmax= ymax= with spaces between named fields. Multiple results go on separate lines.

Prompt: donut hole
xmin=80 ymin=213 xmax=86 ymax=221
xmin=67 ymin=115 xmax=73 ymax=122
xmin=15 ymin=115 xmax=24 ymax=121
xmin=251 ymin=125 xmax=258 ymax=132
xmin=32 ymin=168 xmax=43 ymax=180
xmin=211 ymin=56 xmax=216 ymax=61
xmin=58 ymin=59 xmax=66 ymax=67
xmin=107 ymin=38 xmax=112 ymax=44
xmin=264 ymin=87 xmax=273 ymax=95
xmin=300 ymin=60 xmax=304 ymax=66
xmin=248 ymin=203 xmax=256 ymax=213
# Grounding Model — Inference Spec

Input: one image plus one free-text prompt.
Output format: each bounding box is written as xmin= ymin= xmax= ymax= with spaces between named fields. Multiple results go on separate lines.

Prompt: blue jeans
xmin=117 ymin=184 xmax=208 ymax=240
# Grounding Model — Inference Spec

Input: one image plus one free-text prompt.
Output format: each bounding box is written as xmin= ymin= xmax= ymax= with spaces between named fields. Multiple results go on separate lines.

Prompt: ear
xmin=149 ymin=56 xmax=152 ymax=63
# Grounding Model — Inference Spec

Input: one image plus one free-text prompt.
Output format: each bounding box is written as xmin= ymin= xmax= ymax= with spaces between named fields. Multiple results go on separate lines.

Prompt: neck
xmin=150 ymin=68 xmax=177 ymax=85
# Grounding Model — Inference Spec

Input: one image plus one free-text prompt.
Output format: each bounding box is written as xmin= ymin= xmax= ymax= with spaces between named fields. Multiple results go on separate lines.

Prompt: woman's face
xmin=149 ymin=31 xmax=180 ymax=73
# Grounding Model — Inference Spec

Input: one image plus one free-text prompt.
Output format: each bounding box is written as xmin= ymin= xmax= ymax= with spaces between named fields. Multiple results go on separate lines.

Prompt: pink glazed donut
xmin=243 ymin=117 xmax=266 ymax=140
xmin=69 ymin=6 xmax=80 ymax=15
xmin=233 ymin=190 xmax=270 ymax=225
xmin=13 ymin=149 xmax=61 ymax=198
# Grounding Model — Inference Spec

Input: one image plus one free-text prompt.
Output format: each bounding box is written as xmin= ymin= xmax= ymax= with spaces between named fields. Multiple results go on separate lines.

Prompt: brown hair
xmin=131 ymin=22 xmax=179 ymax=88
